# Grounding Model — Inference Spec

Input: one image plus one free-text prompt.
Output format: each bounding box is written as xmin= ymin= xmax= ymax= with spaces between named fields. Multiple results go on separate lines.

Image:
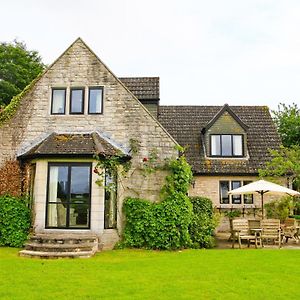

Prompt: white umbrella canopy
xmin=228 ymin=179 xmax=300 ymax=218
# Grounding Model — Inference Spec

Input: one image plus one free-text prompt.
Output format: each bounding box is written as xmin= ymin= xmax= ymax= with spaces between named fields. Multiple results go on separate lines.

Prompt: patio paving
xmin=215 ymin=232 xmax=300 ymax=249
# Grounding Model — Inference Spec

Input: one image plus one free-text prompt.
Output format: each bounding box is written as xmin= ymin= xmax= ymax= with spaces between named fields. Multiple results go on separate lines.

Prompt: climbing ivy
xmin=0 ymin=75 xmax=42 ymax=127
xmin=94 ymin=152 xmax=131 ymax=187
xmin=122 ymin=154 xmax=194 ymax=250
xmin=0 ymin=195 xmax=31 ymax=247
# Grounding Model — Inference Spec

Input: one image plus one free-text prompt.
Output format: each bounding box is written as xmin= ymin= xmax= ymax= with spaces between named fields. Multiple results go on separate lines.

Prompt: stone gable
xmin=0 ymin=38 xmax=177 ymax=167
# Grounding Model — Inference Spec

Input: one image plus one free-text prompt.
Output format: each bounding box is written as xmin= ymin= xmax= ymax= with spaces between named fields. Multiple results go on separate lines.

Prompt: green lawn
xmin=0 ymin=248 xmax=299 ymax=300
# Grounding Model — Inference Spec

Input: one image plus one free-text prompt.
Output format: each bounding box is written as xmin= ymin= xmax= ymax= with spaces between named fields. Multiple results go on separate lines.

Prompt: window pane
xmin=243 ymin=181 xmax=253 ymax=204
xmin=220 ymin=181 xmax=229 ymax=204
xmin=233 ymin=135 xmax=243 ymax=156
xmin=104 ymin=170 xmax=117 ymax=229
xmin=70 ymin=89 xmax=84 ymax=113
xmin=231 ymin=181 xmax=241 ymax=204
xmin=70 ymin=166 xmax=90 ymax=204
xmin=211 ymin=135 xmax=221 ymax=156
xmin=52 ymin=89 xmax=66 ymax=114
xmin=47 ymin=203 xmax=67 ymax=227
xmin=48 ymin=166 xmax=68 ymax=203
xmin=221 ymin=135 xmax=232 ymax=156
xmin=69 ymin=204 xmax=89 ymax=228
xmin=89 ymin=88 xmax=103 ymax=113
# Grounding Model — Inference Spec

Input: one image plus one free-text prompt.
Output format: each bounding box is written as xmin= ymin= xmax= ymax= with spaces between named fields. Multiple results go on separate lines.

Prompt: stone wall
xmin=0 ymin=39 xmax=177 ymax=198
xmin=189 ymin=175 xmax=283 ymax=231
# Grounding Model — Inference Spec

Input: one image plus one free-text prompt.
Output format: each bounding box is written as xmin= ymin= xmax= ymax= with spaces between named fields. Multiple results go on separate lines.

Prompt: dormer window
xmin=210 ymin=134 xmax=243 ymax=157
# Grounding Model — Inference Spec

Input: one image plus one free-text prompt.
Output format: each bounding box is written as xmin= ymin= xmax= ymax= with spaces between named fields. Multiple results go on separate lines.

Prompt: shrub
xmin=0 ymin=195 xmax=31 ymax=247
xmin=264 ymin=196 xmax=294 ymax=222
xmin=122 ymin=155 xmax=193 ymax=250
xmin=189 ymin=197 xmax=216 ymax=248
xmin=224 ymin=210 xmax=241 ymax=219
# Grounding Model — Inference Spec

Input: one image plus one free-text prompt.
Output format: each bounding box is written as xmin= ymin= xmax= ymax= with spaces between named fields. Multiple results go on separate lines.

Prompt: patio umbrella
xmin=228 ymin=179 xmax=300 ymax=218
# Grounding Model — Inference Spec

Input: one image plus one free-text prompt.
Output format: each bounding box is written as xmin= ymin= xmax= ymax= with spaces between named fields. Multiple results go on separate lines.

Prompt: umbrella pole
xmin=261 ymin=192 xmax=264 ymax=219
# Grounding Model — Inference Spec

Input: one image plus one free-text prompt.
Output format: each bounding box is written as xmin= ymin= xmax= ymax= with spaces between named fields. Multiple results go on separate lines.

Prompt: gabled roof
xmin=119 ymin=77 xmax=159 ymax=100
xmin=202 ymin=103 xmax=249 ymax=133
xmin=18 ymin=132 xmax=130 ymax=159
xmin=158 ymin=105 xmax=281 ymax=175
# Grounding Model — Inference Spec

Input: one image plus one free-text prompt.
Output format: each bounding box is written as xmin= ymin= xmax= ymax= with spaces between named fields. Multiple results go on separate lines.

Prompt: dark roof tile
xmin=119 ymin=77 xmax=159 ymax=100
xmin=19 ymin=133 xmax=128 ymax=159
xmin=158 ymin=105 xmax=281 ymax=175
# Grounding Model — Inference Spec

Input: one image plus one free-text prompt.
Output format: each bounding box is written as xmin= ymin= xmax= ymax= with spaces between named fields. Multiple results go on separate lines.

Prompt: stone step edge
xmin=32 ymin=234 xmax=98 ymax=239
xmin=25 ymin=242 xmax=97 ymax=249
xmin=31 ymin=236 xmax=98 ymax=242
xmin=19 ymin=250 xmax=95 ymax=258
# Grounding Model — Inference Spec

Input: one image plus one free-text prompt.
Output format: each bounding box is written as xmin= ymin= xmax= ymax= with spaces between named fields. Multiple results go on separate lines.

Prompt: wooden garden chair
xmin=231 ymin=219 xmax=260 ymax=248
xmin=282 ymin=218 xmax=299 ymax=243
xmin=261 ymin=219 xmax=282 ymax=248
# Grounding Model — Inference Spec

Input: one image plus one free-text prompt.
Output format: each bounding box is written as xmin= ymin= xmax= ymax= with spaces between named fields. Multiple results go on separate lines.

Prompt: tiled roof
xmin=119 ymin=77 xmax=159 ymax=100
xmin=158 ymin=106 xmax=281 ymax=175
xmin=19 ymin=132 xmax=128 ymax=159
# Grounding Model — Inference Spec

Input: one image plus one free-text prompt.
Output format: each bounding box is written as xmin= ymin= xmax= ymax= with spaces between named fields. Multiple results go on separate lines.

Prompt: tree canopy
xmin=0 ymin=40 xmax=45 ymax=107
xmin=259 ymin=145 xmax=300 ymax=191
xmin=272 ymin=103 xmax=300 ymax=147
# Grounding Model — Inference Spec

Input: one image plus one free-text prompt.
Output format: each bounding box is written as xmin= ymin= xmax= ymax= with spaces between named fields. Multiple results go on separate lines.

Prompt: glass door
xmin=46 ymin=163 xmax=91 ymax=229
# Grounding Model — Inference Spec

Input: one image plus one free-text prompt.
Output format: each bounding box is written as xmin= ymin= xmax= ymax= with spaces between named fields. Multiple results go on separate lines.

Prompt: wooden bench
xmin=261 ymin=219 xmax=282 ymax=248
xmin=282 ymin=218 xmax=299 ymax=243
xmin=231 ymin=219 xmax=261 ymax=249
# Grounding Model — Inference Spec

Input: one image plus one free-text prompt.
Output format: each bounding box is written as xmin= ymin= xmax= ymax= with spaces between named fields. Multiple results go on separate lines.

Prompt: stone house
xmin=0 ymin=38 xmax=280 ymax=256
xmin=158 ymin=104 xmax=281 ymax=230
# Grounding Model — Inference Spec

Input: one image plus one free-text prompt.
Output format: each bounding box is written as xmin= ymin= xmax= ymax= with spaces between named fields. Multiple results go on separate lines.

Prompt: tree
xmin=259 ymin=145 xmax=300 ymax=191
xmin=0 ymin=40 xmax=45 ymax=107
xmin=272 ymin=103 xmax=300 ymax=147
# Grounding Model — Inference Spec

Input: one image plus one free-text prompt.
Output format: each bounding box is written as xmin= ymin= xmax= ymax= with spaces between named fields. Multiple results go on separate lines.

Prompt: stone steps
xmin=24 ymin=242 xmax=96 ymax=252
xmin=19 ymin=233 xmax=99 ymax=258
xmin=19 ymin=250 xmax=94 ymax=258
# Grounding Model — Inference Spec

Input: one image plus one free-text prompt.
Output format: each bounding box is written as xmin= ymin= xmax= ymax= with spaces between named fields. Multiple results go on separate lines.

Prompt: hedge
xmin=0 ymin=195 xmax=31 ymax=247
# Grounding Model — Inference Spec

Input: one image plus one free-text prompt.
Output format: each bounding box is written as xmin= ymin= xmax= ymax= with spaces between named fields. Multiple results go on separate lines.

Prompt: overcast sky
xmin=1 ymin=0 xmax=300 ymax=110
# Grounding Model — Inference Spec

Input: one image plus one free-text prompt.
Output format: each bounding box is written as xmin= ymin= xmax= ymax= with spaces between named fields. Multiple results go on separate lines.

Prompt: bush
xmin=0 ymin=195 xmax=31 ymax=247
xmin=189 ymin=197 xmax=216 ymax=248
xmin=264 ymin=196 xmax=294 ymax=222
xmin=122 ymin=155 xmax=193 ymax=250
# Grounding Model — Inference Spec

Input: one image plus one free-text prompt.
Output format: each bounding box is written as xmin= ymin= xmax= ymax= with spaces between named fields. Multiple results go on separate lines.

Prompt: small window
xmin=88 ymin=87 xmax=103 ymax=114
xmin=104 ymin=169 xmax=117 ymax=229
xmin=210 ymin=134 xmax=243 ymax=157
xmin=243 ymin=181 xmax=253 ymax=204
xmin=70 ymin=88 xmax=84 ymax=114
xmin=51 ymin=88 xmax=66 ymax=114
xmin=219 ymin=180 xmax=253 ymax=205
xmin=220 ymin=181 xmax=230 ymax=204
xmin=231 ymin=181 xmax=242 ymax=204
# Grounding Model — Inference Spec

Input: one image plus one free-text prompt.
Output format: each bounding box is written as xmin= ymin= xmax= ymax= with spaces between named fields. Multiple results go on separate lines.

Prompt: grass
xmin=0 ymin=248 xmax=299 ymax=299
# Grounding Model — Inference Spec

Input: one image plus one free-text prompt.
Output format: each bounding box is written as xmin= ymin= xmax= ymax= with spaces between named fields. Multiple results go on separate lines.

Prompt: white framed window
xmin=210 ymin=134 xmax=244 ymax=157
xmin=219 ymin=180 xmax=253 ymax=204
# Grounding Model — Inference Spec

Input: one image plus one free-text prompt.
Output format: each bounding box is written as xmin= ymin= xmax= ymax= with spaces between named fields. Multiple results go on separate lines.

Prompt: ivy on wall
xmin=0 ymin=75 xmax=41 ymax=127
xmin=0 ymin=195 xmax=31 ymax=247
xmin=122 ymin=154 xmax=195 ymax=250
